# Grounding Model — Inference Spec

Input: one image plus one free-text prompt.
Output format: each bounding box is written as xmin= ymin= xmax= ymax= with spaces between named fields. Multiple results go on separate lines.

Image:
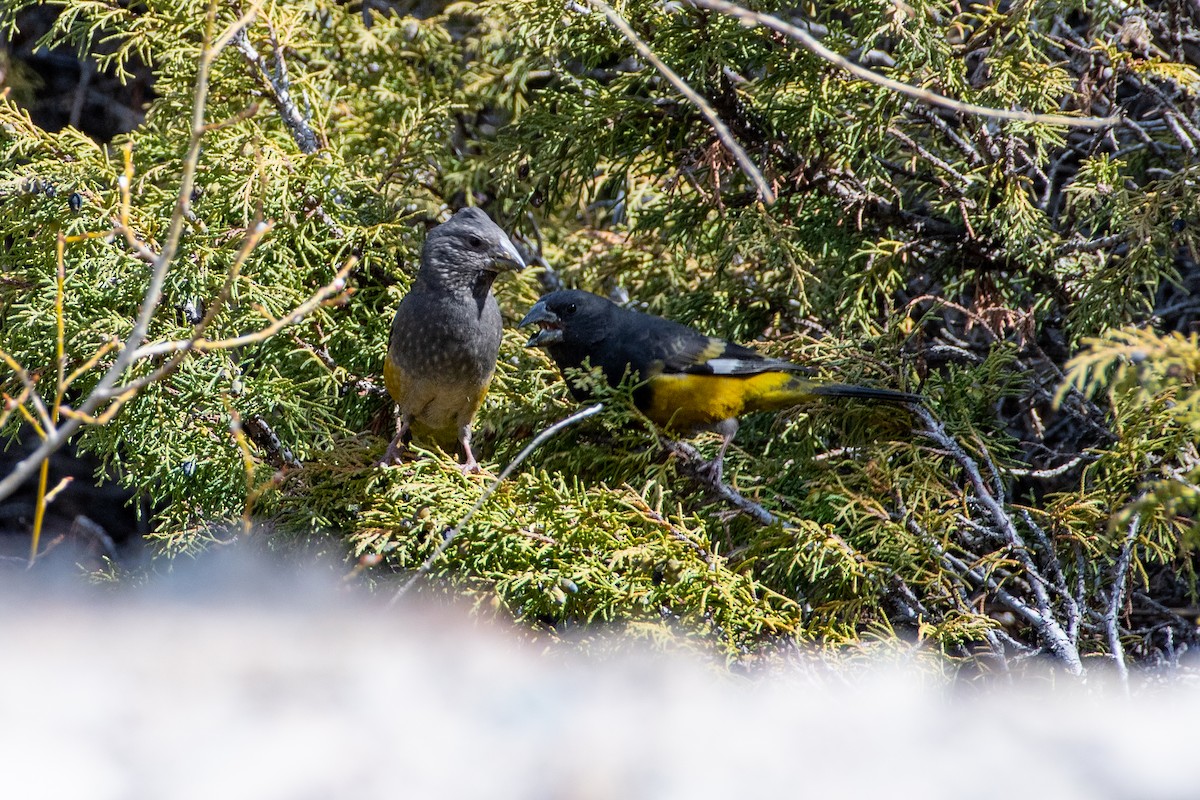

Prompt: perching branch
xmin=663 ymin=438 xmax=776 ymax=526
xmin=690 ymin=0 xmax=1118 ymax=129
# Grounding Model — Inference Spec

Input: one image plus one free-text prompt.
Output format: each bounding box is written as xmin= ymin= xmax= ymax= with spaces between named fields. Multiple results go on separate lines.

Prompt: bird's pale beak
xmin=491 ymin=236 xmax=526 ymax=272
xmin=517 ymin=300 xmax=563 ymax=347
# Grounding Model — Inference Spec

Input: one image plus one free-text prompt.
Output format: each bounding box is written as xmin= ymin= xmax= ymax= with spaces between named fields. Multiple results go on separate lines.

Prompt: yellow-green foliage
xmin=1 ymin=0 xmax=1198 ymax=667
xmin=1056 ymin=328 xmax=1200 ymax=584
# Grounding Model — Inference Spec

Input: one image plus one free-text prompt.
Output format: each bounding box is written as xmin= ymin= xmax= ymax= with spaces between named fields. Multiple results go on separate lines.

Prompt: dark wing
xmin=613 ymin=306 xmax=809 ymax=377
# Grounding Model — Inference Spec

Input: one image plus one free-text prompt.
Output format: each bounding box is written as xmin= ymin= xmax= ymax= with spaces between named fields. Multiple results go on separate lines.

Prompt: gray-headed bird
xmin=382 ymin=208 xmax=525 ymax=472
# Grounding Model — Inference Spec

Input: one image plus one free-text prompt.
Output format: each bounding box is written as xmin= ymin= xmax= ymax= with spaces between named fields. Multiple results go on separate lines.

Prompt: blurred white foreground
xmin=1 ymin=552 xmax=1198 ymax=800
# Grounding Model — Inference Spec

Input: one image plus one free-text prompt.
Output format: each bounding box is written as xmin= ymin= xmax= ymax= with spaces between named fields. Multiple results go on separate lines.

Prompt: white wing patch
xmin=690 ymin=356 xmax=805 ymax=376
xmin=704 ymin=357 xmax=766 ymax=375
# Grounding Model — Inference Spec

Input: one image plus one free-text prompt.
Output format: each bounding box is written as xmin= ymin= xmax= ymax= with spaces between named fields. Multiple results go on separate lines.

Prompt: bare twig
xmin=389 ymin=403 xmax=606 ymax=604
xmin=1107 ymin=515 xmax=1140 ymax=688
xmin=915 ymin=406 xmax=1084 ymax=674
xmin=1020 ymin=508 xmax=1079 ymax=646
xmin=690 ymin=0 xmax=1118 ymax=129
xmin=937 ymin=546 xmax=1050 ymax=635
xmin=585 ymin=0 xmax=776 ymax=205
xmin=1054 ymin=234 xmax=1125 ymax=256
xmin=127 ymin=257 xmax=354 ymax=362
xmin=888 ymin=126 xmax=972 ymax=188
xmin=522 ymin=211 xmax=563 ymax=294
xmin=0 ymin=349 xmax=53 ymax=436
xmin=1006 ymin=455 xmax=1090 ymax=479
xmin=232 ymin=22 xmax=321 ymax=155
xmin=68 ymin=60 xmax=95 ymax=130
xmin=901 ymin=510 xmax=1008 ymax=665
xmin=663 ymin=438 xmax=776 ymax=525
xmin=69 ymin=514 xmax=117 ymax=561
xmin=290 ymin=333 xmax=387 ymax=397
xmin=30 ymin=233 xmax=70 ymax=561
xmin=244 ymin=414 xmax=302 ymax=470
xmin=910 ymin=105 xmax=986 ymax=167
xmin=231 ymin=13 xmax=350 ymax=244
xmin=626 ymin=493 xmax=714 ymax=566
xmin=0 ymin=2 xmax=260 ymax=505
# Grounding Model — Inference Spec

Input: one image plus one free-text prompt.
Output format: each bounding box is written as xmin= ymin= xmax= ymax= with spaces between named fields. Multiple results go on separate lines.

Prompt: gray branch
xmin=1106 ymin=515 xmax=1140 ymax=687
xmin=916 ymin=406 xmax=1084 ymax=675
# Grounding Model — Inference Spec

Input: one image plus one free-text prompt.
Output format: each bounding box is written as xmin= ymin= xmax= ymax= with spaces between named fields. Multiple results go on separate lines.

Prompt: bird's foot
xmin=456 ymin=457 xmax=492 ymax=476
xmin=455 ymin=436 xmax=490 ymax=475
xmin=457 ymin=460 xmax=482 ymax=475
xmin=379 ymin=419 xmax=415 ymax=467
xmin=378 ymin=441 xmax=412 ymax=467
xmin=695 ymin=456 xmax=726 ymax=488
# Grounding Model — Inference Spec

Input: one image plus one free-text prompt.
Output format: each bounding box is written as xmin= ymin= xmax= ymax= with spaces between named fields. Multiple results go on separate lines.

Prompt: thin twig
xmin=69 ymin=514 xmax=117 ymax=561
xmin=586 ymin=0 xmax=776 ymax=204
xmin=389 ymin=403 xmax=605 ymax=604
xmin=901 ymin=510 xmax=1008 ymax=666
xmin=0 ymin=2 xmax=258 ymax=505
xmin=626 ymin=493 xmax=715 ymax=566
xmin=127 ymin=258 xmax=354 ymax=362
xmin=916 ymin=405 xmax=1084 ymax=674
xmin=1020 ymin=508 xmax=1079 ymax=646
xmin=888 ymin=126 xmax=972 ymax=188
xmin=290 ymin=333 xmax=387 ymax=397
xmin=30 ymin=232 xmax=70 ymax=562
xmin=1106 ymin=515 xmax=1140 ymax=689
xmin=690 ymin=0 xmax=1118 ymax=129
xmin=232 ymin=14 xmax=349 ymax=241
xmin=0 ymin=349 xmax=53 ymax=435
xmin=232 ymin=22 xmax=321 ymax=155
xmin=1006 ymin=455 xmax=1090 ymax=479
xmin=244 ymin=413 xmax=302 ymax=469
xmin=663 ymin=439 xmax=776 ymax=525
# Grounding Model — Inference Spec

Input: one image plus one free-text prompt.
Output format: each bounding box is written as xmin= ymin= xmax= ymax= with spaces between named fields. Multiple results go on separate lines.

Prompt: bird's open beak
xmin=491 ymin=236 xmax=526 ymax=272
xmin=517 ymin=300 xmax=563 ymax=347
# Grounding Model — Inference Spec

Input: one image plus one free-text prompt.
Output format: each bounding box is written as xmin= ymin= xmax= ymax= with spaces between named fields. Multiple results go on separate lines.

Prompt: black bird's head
xmin=420 ymin=207 xmax=525 ymax=290
xmin=518 ymin=290 xmax=616 ymax=352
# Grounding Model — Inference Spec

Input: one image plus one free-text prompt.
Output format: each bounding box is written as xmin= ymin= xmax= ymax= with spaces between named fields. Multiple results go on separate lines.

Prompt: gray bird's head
xmin=420 ymin=207 xmax=525 ymax=289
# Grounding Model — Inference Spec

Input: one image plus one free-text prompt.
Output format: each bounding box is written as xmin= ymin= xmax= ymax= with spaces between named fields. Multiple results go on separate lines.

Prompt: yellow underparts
xmin=644 ymin=372 xmax=821 ymax=430
xmin=383 ymin=354 xmax=409 ymax=411
xmin=384 ymin=355 xmax=489 ymax=444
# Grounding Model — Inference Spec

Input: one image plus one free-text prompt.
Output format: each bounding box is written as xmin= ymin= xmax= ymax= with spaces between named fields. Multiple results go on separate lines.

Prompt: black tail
xmin=810 ymin=383 xmax=922 ymax=405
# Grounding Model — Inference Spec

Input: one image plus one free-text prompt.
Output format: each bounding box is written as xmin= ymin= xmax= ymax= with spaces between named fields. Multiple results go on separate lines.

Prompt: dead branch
xmin=691 ymin=0 xmax=1117 ymax=129
xmin=915 ymin=406 xmax=1084 ymax=674
xmin=585 ymin=0 xmax=776 ymax=205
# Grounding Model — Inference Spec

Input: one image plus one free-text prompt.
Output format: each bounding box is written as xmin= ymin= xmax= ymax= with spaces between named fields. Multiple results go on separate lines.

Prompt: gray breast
xmin=389 ymin=290 xmax=503 ymax=384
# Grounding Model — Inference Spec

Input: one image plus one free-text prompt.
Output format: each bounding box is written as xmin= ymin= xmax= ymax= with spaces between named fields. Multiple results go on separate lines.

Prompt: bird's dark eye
xmin=468 ymin=234 xmax=484 ymax=248
xmin=563 ymin=303 xmax=577 ymax=316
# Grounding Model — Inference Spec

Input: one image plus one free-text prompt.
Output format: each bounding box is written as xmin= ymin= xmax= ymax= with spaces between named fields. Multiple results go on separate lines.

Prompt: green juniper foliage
xmin=1 ymin=0 xmax=1199 ymax=670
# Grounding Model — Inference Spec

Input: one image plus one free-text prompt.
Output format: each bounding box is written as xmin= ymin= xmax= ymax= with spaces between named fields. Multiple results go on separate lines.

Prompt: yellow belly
xmin=384 ymin=355 xmax=490 ymax=443
xmin=643 ymin=372 xmax=817 ymax=430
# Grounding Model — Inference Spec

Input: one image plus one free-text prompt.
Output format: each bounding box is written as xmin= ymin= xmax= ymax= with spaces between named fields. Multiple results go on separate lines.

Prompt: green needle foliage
xmin=2 ymin=0 xmax=1199 ymax=671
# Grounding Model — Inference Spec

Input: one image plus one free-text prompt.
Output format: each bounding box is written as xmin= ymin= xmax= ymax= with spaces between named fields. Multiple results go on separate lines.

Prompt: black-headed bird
xmin=519 ymin=289 xmax=918 ymax=481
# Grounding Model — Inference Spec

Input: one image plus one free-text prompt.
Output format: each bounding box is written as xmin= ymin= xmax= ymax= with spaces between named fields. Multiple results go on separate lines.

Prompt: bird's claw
xmin=378 ymin=441 xmax=412 ymax=467
xmin=457 ymin=460 xmax=483 ymax=475
xmin=696 ymin=457 xmax=726 ymax=487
